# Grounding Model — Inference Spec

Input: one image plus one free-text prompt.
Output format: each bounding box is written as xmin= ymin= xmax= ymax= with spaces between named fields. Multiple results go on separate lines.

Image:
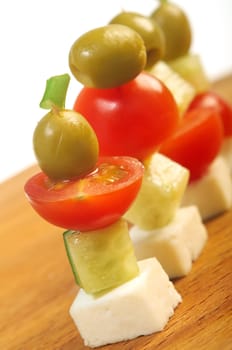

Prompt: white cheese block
xmin=70 ymin=258 xmax=181 ymax=348
xmin=220 ymin=137 xmax=232 ymax=175
xmin=129 ymin=206 xmax=207 ymax=279
xmin=182 ymin=156 xmax=232 ymax=221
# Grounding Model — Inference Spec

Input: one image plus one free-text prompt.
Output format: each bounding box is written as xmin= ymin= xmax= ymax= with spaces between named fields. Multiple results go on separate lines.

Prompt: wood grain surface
xmin=0 ymin=76 xmax=232 ymax=350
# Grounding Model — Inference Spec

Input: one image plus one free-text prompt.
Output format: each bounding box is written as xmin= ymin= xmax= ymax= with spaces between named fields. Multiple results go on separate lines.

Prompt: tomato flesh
xmin=160 ymin=108 xmax=224 ymax=181
xmin=188 ymin=91 xmax=232 ymax=137
xmin=24 ymin=157 xmax=144 ymax=231
xmin=73 ymin=72 xmax=179 ymax=161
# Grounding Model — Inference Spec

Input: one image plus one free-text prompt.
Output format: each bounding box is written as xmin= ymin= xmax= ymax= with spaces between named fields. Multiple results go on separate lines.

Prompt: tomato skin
xmin=188 ymin=91 xmax=232 ymax=137
xmin=24 ymin=157 xmax=144 ymax=232
xmin=73 ymin=72 xmax=179 ymax=161
xmin=160 ymin=108 xmax=224 ymax=181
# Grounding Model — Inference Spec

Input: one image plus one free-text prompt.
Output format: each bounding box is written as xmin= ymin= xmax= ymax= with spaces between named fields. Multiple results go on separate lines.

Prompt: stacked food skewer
xmin=24 ymin=1 xmax=232 ymax=348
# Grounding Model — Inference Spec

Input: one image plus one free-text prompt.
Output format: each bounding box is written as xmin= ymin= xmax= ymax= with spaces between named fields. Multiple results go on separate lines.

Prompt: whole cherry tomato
xmin=73 ymin=72 xmax=179 ymax=161
xmin=188 ymin=91 xmax=232 ymax=137
xmin=160 ymin=108 xmax=224 ymax=181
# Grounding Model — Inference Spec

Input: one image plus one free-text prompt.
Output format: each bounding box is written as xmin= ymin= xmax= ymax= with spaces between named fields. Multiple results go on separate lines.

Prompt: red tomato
xmin=160 ymin=108 xmax=224 ymax=181
xmin=73 ymin=72 xmax=179 ymax=161
xmin=188 ymin=91 xmax=232 ymax=137
xmin=24 ymin=157 xmax=144 ymax=232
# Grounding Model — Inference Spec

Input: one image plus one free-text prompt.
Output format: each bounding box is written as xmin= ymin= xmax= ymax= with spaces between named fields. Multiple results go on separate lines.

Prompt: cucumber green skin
xmin=63 ymin=219 xmax=139 ymax=295
xmin=63 ymin=230 xmax=82 ymax=286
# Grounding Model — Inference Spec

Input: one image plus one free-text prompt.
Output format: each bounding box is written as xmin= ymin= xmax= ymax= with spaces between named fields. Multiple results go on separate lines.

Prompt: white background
xmin=1 ymin=0 xmax=232 ymax=183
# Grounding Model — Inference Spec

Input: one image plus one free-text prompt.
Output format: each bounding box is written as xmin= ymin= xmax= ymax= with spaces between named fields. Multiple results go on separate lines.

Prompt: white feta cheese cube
xmin=129 ymin=206 xmax=207 ymax=279
xmin=182 ymin=156 xmax=232 ymax=220
xmin=70 ymin=258 xmax=181 ymax=348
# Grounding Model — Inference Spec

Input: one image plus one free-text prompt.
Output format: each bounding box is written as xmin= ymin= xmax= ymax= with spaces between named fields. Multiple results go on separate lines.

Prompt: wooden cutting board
xmin=0 ymin=76 xmax=232 ymax=350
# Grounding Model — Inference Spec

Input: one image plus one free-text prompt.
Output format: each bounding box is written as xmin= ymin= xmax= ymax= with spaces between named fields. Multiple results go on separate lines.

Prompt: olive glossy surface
xmin=151 ymin=2 xmax=191 ymax=61
xmin=109 ymin=11 xmax=165 ymax=68
xmin=69 ymin=24 xmax=146 ymax=88
xmin=33 ymin=109 xmax=99 ymax=181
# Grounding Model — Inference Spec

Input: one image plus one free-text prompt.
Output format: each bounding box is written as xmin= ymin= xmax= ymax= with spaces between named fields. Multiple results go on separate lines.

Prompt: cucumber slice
xmin=63 ymin=219 xmax=139 ymax=295
xmin=168 ymin=53 xmax=210 ymax=93
xmin=147 ymin=60 xmax=196 ymax=115
xmin=124 ymin=153 xmax=189 ymax=230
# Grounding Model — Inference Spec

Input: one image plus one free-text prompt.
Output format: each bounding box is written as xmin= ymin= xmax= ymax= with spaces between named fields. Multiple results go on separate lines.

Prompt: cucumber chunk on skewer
xmin=168 ymin=53 xmax=210 ymax=93
xmin=124 ymin=153 xmax=189 ymax=230
xmin=63 ymin=219 xmax=139 ymax=295
xmin=147 ymin=60 xmax=196 ymax=115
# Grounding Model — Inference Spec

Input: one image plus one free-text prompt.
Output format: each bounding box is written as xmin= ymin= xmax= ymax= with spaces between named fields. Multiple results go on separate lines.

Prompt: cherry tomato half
xmin=73 ymin=72 xmax=179 ymax=161
xmin=24 ymin=156 xmax=144 ymax=232
xmin=160 ymin=108 xmax=224 ymax=182
xmin=188 ymin=91 xmax=232 ymax=137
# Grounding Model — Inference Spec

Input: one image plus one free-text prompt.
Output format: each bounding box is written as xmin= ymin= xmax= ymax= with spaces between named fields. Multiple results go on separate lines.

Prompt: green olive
xmin=69 ymin=24 xmax=146 ymax=88
xmin=151 ymin=2 xmax=192 ymax=61
xmin=33 ymin=109 xmax=99 ymax=181
xmin=109 ymin=11 xmax=165 ymax=68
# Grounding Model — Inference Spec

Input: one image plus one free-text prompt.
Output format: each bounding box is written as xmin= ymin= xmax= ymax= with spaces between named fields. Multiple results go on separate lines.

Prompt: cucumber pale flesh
xmin=124 ymin=153 xmax=189 ymax=230
xmin=63 ymin=219 xmax=139 ymax=295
